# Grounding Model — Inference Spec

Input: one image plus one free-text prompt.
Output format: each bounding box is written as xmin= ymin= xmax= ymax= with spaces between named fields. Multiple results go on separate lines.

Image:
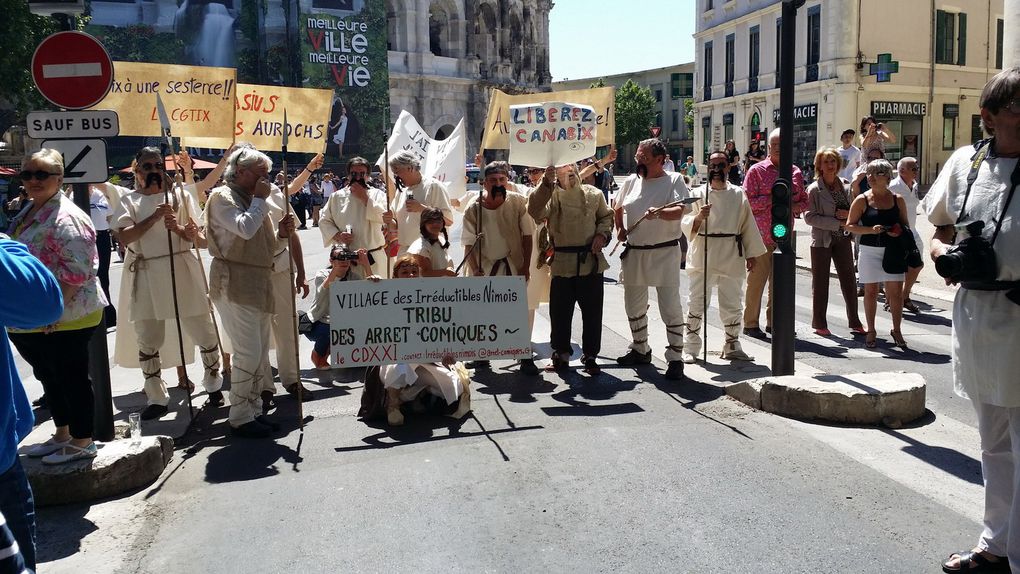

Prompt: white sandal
xmin=25 ymin=437 xmax=70 ymax=458
xmin=41 ymin=442 xmax=97 ymax=465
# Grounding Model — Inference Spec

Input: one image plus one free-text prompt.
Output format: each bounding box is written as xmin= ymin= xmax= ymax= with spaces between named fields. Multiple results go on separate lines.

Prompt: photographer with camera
xmin=303 ymin=245 xmax=373 ymax=370
xmin=926 ymin=67 xmax=1020 ymax=574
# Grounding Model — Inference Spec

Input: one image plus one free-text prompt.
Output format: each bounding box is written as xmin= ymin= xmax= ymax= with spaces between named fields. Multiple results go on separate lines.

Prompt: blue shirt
xmin=0 ymin=238 xmax=63 ymax=472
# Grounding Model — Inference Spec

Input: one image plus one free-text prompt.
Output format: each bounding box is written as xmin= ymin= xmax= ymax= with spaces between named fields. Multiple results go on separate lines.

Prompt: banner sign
xmin=301 ymin=0 xmax=390 ymax=161
xmin=329 ymin=277 xmax=530 ymax=367
xmin=871 ymin=101 xmax=927 ymax=117
xmin=94 ymin=62 xmax=236 ymax=138
xmin=482 ymin=87 xmax=615 ymax=151
xmin=378 ymin=110 xmax=466 ymax=201
xmin=187 ymin=84 xmax=334 ymax=153
xmin=508 ymin=101 xmax=597 ymax=167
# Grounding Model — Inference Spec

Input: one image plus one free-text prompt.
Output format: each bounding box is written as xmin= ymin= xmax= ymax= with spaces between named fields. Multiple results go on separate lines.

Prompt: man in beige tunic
xmin=205 ymin=147 xmax=293 ymax=438
xmin=680 ymin=150 xmax=766 ymax=362
xmin=462 ymin=162 xmax=537 ymax=373
xmin=613 ymin=138 xmax=690 ymax=380
xmin=319 ymin=157 xmax=388 ymax=277
xmin=527 ymin=164 xmax=614 ymax=375
xmin=112 ymin=147 xmax=222 ymax=421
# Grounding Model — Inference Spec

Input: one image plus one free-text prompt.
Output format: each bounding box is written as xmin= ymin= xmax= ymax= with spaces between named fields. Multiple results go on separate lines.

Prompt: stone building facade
xmin=694 ymin=0 xmax=1005 ymax=183
xmin=386 ymin=0 xmax=553 ymax=154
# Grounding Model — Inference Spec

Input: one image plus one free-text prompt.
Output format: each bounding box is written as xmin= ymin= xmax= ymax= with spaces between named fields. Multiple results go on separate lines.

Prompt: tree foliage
xmin=614 ymin=79 xmax=656 ymax=147
xmin=0 ymin=0 xmax=90 ymax=132
xmin=683 ymin=98 xmax=695 ymax=135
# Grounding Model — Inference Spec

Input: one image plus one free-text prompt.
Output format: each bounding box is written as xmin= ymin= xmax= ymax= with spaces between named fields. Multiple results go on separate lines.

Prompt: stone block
xmin=24 ymin=436 xmax=173 ymax=507
xmin=727 ymin=372 xmax=926 ymax=426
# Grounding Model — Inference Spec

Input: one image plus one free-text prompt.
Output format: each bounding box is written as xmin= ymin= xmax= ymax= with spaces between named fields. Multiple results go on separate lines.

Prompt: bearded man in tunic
xmin=319 ymin=157 xmax=388 ymax=277
xmin=112 ymin=147 xmax=223 ymax=421
xmin=613 ymin=138 xmax=690 ymax=380
xmin=461 ymin=161 xmax=537 ymax=374
xmin=205 ymin=147 xmax=294 ymax=439
xmin=527 ymin=164 xmax=614 ymax=375
xmin=680 ymin=150 xmax=766 ymax=362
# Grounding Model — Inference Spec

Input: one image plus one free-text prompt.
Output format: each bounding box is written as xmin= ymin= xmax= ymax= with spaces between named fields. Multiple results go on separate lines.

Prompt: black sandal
xmin=942 ymin=550 xmax=1010 ymax=573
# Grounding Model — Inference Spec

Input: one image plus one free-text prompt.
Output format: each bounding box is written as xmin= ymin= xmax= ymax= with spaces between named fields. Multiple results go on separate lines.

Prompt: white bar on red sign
xmin=42 ymin=63 xmax=102 ymax=79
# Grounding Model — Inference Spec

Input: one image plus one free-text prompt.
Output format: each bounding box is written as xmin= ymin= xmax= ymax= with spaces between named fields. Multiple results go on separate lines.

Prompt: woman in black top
xmin=724 ymin=140 xmax=741 ymax=185
xmin=743 ymin=140 xmax=766 ymax=174
xmin=845 ymin=159 xmax=910 ymax=349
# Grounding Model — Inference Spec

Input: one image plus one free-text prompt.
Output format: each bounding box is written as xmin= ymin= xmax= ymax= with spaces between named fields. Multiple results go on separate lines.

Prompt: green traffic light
xmin=772 ymin=223 xmax=789 ymax=239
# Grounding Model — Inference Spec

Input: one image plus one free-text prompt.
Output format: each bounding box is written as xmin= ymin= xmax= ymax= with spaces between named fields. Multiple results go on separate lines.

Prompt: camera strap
xmin=959 ymin=138 xmax=1020 ymax=247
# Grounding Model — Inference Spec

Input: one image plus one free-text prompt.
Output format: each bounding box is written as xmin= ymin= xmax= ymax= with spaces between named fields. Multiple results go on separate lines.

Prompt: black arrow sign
xmin=64 ymin=145 xmax=92 ymax=179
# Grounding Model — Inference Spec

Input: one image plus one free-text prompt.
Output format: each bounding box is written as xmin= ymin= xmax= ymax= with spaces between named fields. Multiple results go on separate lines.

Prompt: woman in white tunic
xmin=405 ymin=207 xmax=456 ymax=277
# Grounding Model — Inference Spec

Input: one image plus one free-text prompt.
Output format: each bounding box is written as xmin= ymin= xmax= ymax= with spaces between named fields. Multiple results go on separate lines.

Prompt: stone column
xmin=1006 ymin=0 xmax=1020 ymax=69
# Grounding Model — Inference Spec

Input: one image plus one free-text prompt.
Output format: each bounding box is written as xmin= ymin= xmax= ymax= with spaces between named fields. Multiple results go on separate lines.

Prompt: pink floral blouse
xmin=7 ymin=192 xmax=107 ymax=329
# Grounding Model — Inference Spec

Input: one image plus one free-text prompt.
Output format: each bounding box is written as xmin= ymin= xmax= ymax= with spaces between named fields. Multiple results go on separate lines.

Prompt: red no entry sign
xmin=31 ymin=31 xmax=113 ymax=110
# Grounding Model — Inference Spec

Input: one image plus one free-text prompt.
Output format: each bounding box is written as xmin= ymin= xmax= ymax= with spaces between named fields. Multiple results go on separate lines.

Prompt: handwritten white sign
xmin=507 ymin=101 xmax=598 ymax=168
xmin=329 ymin=276 xmax=530 ymax=367
xmin=376 ymin=110 xmax=466 ymax=201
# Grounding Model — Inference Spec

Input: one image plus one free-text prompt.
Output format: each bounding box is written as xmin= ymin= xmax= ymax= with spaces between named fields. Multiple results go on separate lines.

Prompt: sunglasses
xmin=707 ymin=162 xmax=728 ymax=169
xmin=527 ymin=168 xmax=545 ymax=174
xmin=136 ymin=162 xmax=162 ymax=171
xmin=19 ymin=170 xmax=59 ymax=181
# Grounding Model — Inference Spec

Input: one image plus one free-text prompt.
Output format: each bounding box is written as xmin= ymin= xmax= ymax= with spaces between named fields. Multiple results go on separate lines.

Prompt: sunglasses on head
xmin=19 ymin=170 xmax=58 ymax=181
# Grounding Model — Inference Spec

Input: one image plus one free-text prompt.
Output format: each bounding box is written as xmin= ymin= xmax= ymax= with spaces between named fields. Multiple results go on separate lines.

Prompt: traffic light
xmin=771 ymin=178 xmax=791 ymax=243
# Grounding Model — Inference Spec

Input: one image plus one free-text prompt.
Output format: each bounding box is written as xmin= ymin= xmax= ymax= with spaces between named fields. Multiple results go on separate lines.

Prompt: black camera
xmin=332 ymin=250 xmax=359 ymax=262
xmin=935 ymin=221 xmax=998 ymax=283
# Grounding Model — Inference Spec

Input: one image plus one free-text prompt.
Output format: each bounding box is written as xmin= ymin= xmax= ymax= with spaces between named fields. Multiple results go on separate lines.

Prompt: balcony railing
xmin=806 ymin=63 xmax=818 ymax=82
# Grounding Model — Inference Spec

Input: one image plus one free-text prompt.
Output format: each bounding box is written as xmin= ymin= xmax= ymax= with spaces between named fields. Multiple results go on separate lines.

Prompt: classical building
xmin=694 ymin=0 xmax=1005 ymax=182
xmin=554 ymin=63 xmax=696 ymax=171
xmin=387 ymin=0 xmax=553 ymax=153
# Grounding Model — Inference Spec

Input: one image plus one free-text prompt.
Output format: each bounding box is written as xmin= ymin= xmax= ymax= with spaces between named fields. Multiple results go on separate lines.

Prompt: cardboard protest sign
xmin=377 ymin=110 xmax=466 ymax=202
xmin=481 ymin=87 xmax=615 ymax=152
xmin=96 ymin=62 xmax=236 ymax=138
xmin=329 ymin=276 xmax=530 ymax=367
xmin=508 ymin=102 xmax=597 ymax=167
xmin=187 ymin=84 xmax=334 ymax=153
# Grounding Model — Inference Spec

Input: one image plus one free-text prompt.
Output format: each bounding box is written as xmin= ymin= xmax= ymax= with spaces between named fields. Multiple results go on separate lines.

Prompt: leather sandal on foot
xmin=176 ymin=378 xmax=195 ymax=392
xmin=206 ymin=390 xmax=224 ymax=407
xmin=890 ymin=329 xmax=908 ymax=349
xmin=942 ymin=550 xmax=1010 ymax=573
xmin=865 ymin=331 xmax=877 ymax=348
xmin=904 ymin=299 xmax=921 ymax=313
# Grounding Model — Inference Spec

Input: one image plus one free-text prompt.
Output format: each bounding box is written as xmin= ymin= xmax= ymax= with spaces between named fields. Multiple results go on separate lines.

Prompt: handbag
xmin=881 ymin=227 xmax=922 ymax=274
xmin=297 ymin=310 xmax=314 ymax=334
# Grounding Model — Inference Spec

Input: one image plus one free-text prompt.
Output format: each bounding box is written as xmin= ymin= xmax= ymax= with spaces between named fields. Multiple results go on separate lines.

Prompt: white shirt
xmin=838 ymin=145 xmax=862 ymax=181
xmin=407 ymin=236 xmax=453 ymax=273
xmin=321 ymin=178 xmax=337 ymax=199
xmin=393 ymin=177 xmax=453 ymax=256
xmin=663 ymin=159 xmax=676 ymax=173
xmin=924 ymin=145 xmax=1020 ymax=406
xmin=615 ymin=173 xmax=689 ymax=285
xmin=89 ymin=187 xmax=112 ymax=231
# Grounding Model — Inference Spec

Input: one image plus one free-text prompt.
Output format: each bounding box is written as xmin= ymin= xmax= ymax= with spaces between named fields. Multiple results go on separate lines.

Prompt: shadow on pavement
xmin=35 ymin=503 xmax=95 ymax=564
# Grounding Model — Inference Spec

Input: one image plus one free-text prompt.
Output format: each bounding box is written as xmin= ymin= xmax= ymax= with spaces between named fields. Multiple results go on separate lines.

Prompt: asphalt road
xmin=26 ymin=204 xmax=977 ymax=574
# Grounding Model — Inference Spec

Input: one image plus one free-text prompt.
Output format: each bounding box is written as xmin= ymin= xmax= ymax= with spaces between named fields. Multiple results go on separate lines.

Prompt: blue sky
xmin=548 ymin=0 xmax=697 ymax=81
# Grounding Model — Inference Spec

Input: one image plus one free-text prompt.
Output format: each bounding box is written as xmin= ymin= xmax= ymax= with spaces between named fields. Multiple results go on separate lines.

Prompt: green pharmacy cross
xmin=869 ymin=53 xmax=899 ymax=83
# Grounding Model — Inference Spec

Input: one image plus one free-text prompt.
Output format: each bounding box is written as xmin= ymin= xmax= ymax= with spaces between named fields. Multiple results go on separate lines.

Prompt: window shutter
xmin=957 ymin=12 xmax=967 ymax=66
xmin=935 ymin=10 xmax=946 ymax=63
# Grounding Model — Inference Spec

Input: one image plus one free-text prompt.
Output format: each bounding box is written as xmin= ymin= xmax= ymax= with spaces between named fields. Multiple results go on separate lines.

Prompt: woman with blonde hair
xmin=6 ymin=149 xmax=107 ymax=464
xmin=803 ymin=147 xmax=864 ymax=336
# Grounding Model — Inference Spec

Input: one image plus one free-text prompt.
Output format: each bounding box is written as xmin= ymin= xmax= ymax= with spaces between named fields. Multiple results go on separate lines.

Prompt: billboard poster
xmin=300 ymin=0 xmax=389 ymax=162
xmin=84 ymin=0 xmax=388 ymax=165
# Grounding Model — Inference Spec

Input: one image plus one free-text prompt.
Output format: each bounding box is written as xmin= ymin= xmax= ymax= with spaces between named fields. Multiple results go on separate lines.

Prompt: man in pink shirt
xmin=741 ymin=128 xmax=808 ymax=337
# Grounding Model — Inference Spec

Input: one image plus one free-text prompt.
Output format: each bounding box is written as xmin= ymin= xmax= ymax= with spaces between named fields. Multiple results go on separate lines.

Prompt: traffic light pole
xmin=771 ymin=0 xmax=804 ymax=376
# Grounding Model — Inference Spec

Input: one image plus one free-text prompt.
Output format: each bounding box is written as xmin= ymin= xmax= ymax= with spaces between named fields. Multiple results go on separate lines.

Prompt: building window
xmin=706 ymin=0 xmax=713 ymax=10
xmin=672 ymin=109 xmax=679 ymax=132
xmin=775 ymin=17 xmax=782 ymax=88
xmin=936 ymin=10 xmax=967 ymax=65
xmin=656 ymin=111 xmax=662 ymax=128
xmin=725 ymin=34 xmax=734 ymax=97
xmin=655 ymin=89 xmax=662 ymax=102
xmin=997 ymin=19 xmax=1004 ymax=69
xmin=723 ymin=113 xmax=734 ymax=144
xmin=943 ymin=116 xmax=956 ymax=150
xmin=971 ymin=114 xmax=984 ymax=144
xmin=671 ymin=73 xmax=693 ymax=99
xmin=704 ymin=41 xmax=713 ymax=100
xmin=702 ymin=118 xmax=711 ymax=163
xmin=806 ymin=5 xmax=820 ymax=82
xmin=749 ymin=25 xmax=760 ymax=92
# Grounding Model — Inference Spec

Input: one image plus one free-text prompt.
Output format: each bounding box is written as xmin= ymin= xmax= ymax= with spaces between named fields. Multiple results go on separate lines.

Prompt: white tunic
xmin=392 ymin=177 xmax=453 ymax=257
xmin=680 ymin=183 xmax=767 ymax=278
xmin=923 ymin=145 xmax=1020 ymax=407
xmin=111 ymin=188 xmax=208 ymax=368
xmin=319 ymin=184 xmax=387 ymax=276
xmin=521 ymin=185 xmax=551 ymax=307
xmin=615 ymin=173 xmax=689 ymax=286
xmin=407 ymin=237 xmax=454 ymax=273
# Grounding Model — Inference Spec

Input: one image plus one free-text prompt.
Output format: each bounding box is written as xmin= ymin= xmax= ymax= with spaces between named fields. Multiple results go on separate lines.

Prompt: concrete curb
xmin=726 ymin=372 xmax=926 ymax=427
xmin=24 ymin=436 xmax=173 ymax=507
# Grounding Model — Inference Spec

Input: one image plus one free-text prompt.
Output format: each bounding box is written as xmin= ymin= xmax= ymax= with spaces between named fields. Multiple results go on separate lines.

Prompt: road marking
xmin=42 ymin=63 xmax=102 ymax=79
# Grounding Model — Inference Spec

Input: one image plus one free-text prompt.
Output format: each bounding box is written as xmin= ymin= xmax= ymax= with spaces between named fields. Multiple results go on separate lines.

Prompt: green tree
xmin=683 ymin=98 xmax=694 ymax=135
xmin=0 ymin=1 xmax=89 ymax=133
xmin=589 ymin=78 xmax=606 ymax=89
xmin=614 ymin=79 xmax=656 ymax=147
